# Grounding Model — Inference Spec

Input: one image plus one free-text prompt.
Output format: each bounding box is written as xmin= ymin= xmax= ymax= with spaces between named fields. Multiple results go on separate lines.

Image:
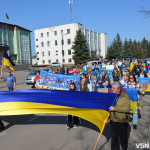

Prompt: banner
xmin=136 ymin=77 xmax=150 ymax=92
xmin=39 ymin=71 xmax=81 ymax=91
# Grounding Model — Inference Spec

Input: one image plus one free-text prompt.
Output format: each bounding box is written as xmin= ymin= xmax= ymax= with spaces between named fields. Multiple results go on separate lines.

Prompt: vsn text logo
xmin=135 ymin=143 xmax=149 ymax=148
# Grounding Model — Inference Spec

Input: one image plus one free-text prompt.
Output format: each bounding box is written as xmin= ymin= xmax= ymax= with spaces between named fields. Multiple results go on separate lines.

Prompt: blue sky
xmin=0 ymin=0 xmax=150 ymax=56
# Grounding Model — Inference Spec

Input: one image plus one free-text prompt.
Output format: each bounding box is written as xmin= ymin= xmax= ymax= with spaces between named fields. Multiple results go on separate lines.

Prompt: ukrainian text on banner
xmin=136 ymin=77 xmax=150 ymax=92
xmin=39 ymin=71 xmax=80 ymax=90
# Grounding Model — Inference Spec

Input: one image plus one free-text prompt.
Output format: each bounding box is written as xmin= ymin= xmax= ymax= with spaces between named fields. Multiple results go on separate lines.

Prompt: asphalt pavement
xmin=0 ymin=83 xmax=150 ymax=150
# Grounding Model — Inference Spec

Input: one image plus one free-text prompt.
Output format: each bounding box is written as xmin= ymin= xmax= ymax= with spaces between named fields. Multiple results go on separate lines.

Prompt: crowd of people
xmin=0 ymin=58 xmax=149 ymax=150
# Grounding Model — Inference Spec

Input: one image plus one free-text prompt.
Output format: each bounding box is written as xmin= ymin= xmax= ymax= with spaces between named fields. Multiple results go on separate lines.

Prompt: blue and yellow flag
xmin=5 ymin=13 xmax=9 ymax=20
xmin=0 ymin=90 xmax=117 ymax=133
xmin=2 ymin=51 xmax=15 ymax=71
xmin=144 ymin=60 xmax=148 ymax=73
xmin=125 ymin=88 xmax=138 ymax=113
xmin=129 ymin=58 xmax=135 ymax=72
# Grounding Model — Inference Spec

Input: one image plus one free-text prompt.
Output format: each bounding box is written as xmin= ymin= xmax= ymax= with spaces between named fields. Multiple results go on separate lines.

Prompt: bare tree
xmin=138 ymin=7 xmax=150 ymax=18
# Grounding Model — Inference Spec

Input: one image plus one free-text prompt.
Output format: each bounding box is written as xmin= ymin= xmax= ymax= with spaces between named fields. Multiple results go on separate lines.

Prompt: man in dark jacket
xmin=132 ymin=63 xmax=139 ymax=75
xmin=64 ymin=67 xmax=69 ymax=74
xmin=60 ymin=65 xmax=65 ymax=74
xmin=109 ymin=82 xmax=130 ymax=150
xmin=136 ymin=66 xmax=148 ymax=77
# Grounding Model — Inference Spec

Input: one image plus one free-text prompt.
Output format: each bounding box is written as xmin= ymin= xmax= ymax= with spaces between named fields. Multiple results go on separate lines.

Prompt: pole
xmin=93 ymin=114 xmax=110 ymax=150
xmin=93 ymin=133 xmax=102 ymax=150
xmin=1 ymin=65 xmax=3 ymax=77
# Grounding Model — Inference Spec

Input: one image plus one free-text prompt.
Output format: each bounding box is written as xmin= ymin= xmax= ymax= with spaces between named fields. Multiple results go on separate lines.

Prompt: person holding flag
xmin=0 ymin=51 xmax=16 ymax=90
xmin=0 ymin=71 xmax=16 ymax=91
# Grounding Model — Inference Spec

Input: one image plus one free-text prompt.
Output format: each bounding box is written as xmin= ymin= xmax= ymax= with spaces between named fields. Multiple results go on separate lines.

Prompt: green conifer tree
xmin=71 ymin=29 xmax=91 ymax=64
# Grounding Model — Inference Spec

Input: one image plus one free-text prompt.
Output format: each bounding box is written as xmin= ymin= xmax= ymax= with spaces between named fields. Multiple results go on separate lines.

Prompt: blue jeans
xmin=130 ymin=113 xmax=138 ymax=125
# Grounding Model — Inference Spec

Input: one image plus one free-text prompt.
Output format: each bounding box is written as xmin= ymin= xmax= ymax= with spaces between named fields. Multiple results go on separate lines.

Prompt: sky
xmin=0 ymin=0 xmax=150 ymax=56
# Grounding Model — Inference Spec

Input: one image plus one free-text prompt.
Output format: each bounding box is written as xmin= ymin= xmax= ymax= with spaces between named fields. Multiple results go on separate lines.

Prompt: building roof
xmin=0 ymin=22 xmax=32 ymax=32
xmin=34 ymin=22 xmax=83 ymax=30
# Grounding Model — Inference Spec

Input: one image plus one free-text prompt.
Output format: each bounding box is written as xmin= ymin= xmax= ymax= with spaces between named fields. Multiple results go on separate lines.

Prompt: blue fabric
xmin=0 ymin=90 xmax=117 ymax=112
xmin=125 ymin=88 xmax=138 ymax=102
xmin=144 ymin=60 xmax=148 ymax=73
xmin=121 ymin=67 xmax=127 ymax=72
xmin=3 ymin=51 xmax=15 ymax=67
xmin=4 ymin=75 xmax=16 ymax=87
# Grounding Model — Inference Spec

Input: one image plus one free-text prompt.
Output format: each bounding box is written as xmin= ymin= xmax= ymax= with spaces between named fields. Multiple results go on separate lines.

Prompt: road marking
xmin=28 ymin=114 xmax=45 ymax=122
xmin=0 ymin=132 xmax=7 ymax=137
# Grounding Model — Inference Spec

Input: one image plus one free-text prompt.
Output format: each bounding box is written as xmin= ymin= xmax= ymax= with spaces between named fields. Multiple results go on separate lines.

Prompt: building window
xmin=68 ymin=39 xmax=71 ymax=44
xmin=43 ymin=60 xmax=45 ymax=64
xmin=42 ymin=52 xmax=44 ymax=56
xmin=41 ymin=33 xmax=43 ymax=37
xmin=47 ymin=32 xmax=49 ymax=37
xmin=54 ymin=31 xmax=57 ymax=35
xmin=61 ymin=30 xmax=63 ymax=35
xmin=41 ymin=42 xmax=44 ymax=47
xmin=36 ymin=39 xmax=38 ymax=41
xmin=37 ymin=58 xmax=39 ymax=60
xmin=62 ymin=50 xmax=64 ymax=56
xmin=68 ymin=49 xmax=71 ymax=55
xmin=68 ymin=59 xmax=72 ymax=63
xmin=36 ymin=45 xmax=39 ymax=48
xmin=3 ymin=35 xmax=7 ymax=41
xmin=48 ymin=51 xmax=50 ymax=56
xmin=67 ymin=29 xmax=70 ymax=34
xmin=56 ymin=50 xmax=58 ymax=56
xmin=48 ymin=60 xmax=51 ymax=63
xmin=11 ymin=37 xmax=13 ymax=41
xmin=55 ymin=40 xmax=57 ymax=46
xmin=61 ymin=39 xmax=64 ymax=45
xmin=2 ymin=25 xmax=6 ymax=29
xmin=56 ymin=59 xmax=58 ymax=62
xmin=47 ymin=41 xmax=50 ymax=47
xmin=62 ymin=59 xmax=65 ymax=63
xmin=37 ymin=52 xmax=39 ymax=54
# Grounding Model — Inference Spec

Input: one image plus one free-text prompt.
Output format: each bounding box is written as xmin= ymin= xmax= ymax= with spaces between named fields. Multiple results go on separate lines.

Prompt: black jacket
xmin=64 ymin=68 xmax=69 ymax=74
xmin=112 ymin=72 xmax=119 ymax=81
xmin=132 ymin=65 xmax=138 ymax=75
xmin=60 ymin=68 xmax=65 ymax=74
xmin=136 ymin=70 xmax=148 ymax=77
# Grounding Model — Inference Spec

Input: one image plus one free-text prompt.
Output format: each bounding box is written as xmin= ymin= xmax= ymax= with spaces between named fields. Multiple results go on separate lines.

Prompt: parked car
xmin=69 ymin=65 xmax=79 ymax=74
xmin=50 ymin=62 xmax=62 ymax=67
xmin=25 ymin=69 xmax=49 ymax=84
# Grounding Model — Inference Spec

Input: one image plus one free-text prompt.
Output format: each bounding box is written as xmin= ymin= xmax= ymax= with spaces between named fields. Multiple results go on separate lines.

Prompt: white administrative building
xmin=34 ymin=23 xmax=107 ymax=65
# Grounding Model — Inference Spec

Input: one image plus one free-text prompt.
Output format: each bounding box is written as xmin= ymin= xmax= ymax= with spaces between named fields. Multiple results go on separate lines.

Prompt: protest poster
xmin=136 ymin=77 xmax=150 ymax=92
xmin=38 ymin=71 xmax=81 ymax=91
xmin=106 ymin=65 xmax=114 ymax=70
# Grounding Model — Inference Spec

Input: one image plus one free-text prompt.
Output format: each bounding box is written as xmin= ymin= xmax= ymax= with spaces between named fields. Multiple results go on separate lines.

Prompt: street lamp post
xmin=62 ymin=34 xmax=67 ymax=63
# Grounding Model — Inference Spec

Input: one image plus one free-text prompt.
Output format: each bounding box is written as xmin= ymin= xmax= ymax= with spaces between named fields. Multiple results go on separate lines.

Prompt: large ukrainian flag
xmin=2 ymin=51 xmax=15 ymax=71
xmin=0 ymin=90 xmax=117 ymax=133
xmin=125 ymin=88 xmax=138 ymax=113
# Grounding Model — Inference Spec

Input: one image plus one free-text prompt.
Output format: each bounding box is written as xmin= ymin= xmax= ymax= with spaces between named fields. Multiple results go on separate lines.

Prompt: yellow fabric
xmin=130 ymin=61 xmax=135 ymax=72
xmin=0 ymin=102 xmax=110 ymax=133
xmin=2 ymin=57 xmax=15 ymax=71
xmin=6 ymin=15 xmax=9 ymax=20
xmin=129 ymin=101 xmax=137 ymax=113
